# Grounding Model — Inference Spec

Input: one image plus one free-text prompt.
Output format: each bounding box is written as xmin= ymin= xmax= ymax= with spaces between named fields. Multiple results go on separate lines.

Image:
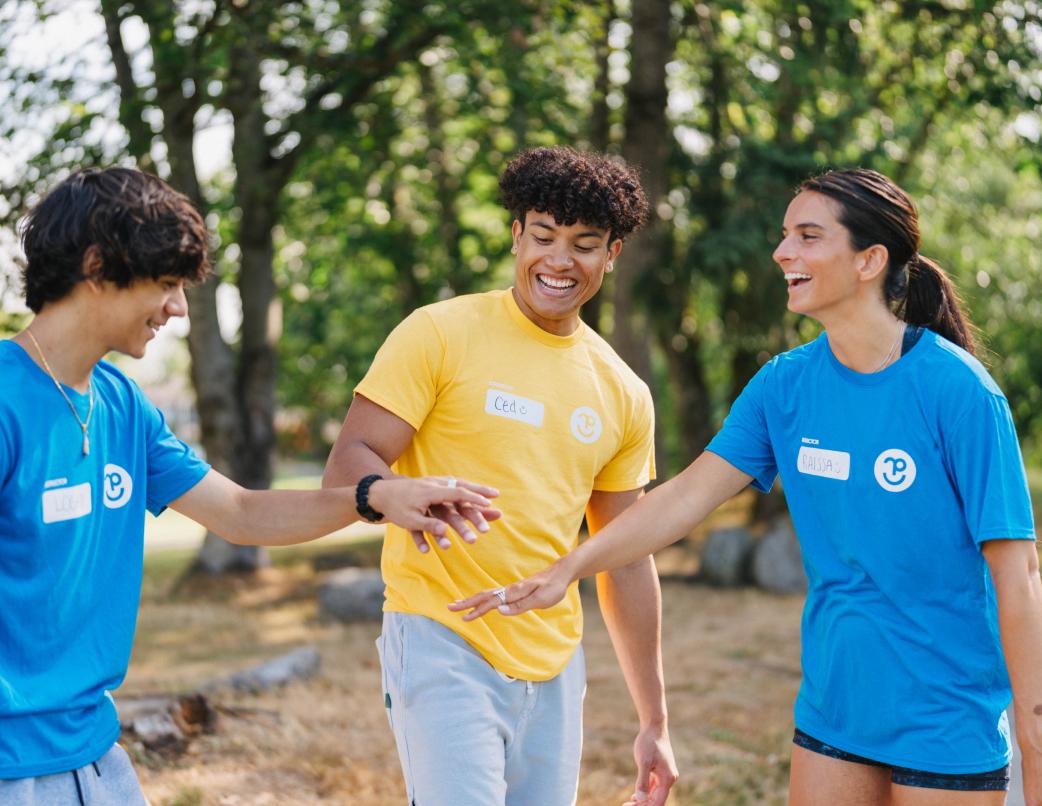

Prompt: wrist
xmin=557 ymin=552 xmax=586 ymax=586
xmin=639 ymin=714 xmax=669 ymax=733
xmin=355 ymin=474 xmax=385 ymax=522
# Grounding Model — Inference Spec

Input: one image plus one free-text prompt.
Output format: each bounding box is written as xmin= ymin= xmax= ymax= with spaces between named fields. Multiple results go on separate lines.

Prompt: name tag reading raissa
xmin=796 ymin=446 xmax=850 ymax=481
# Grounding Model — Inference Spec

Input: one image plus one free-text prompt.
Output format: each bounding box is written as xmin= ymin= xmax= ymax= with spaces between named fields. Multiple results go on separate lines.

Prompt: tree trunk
xmin=617 ymin=0 xmax=671 ymax=469
xmin=583 ymin=0 xmax=615 ymax=334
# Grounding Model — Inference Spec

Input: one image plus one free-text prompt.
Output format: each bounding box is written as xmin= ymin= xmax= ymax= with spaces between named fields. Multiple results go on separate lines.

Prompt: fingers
xmin=410 ymin=529 xmax=431 ymax=553
xmin=434 ymin=486 xmax=495 ymax=509
xmin=461 ymin=505 xmax=490 ymax=534
xmin=447 ymin=580 xmax=544 ymax=621
xmin=429 ymin=503 xmax=477 ymax=544
xmin=452 ymin=479 xmax=500 ymax=498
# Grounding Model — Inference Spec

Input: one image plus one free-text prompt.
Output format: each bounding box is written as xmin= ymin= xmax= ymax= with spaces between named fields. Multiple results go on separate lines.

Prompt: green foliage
xmin=1 ymin=0 xmax=1040 ymax=463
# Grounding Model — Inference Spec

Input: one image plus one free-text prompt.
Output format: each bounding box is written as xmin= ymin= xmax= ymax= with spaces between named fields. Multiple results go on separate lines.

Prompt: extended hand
xmin=368 ymin=477 xmax=500 ymax=553
xmin=622 ymin=725 xmax=678 ymax=805
xmin=448 ymin=560 xmax=573 ymax=620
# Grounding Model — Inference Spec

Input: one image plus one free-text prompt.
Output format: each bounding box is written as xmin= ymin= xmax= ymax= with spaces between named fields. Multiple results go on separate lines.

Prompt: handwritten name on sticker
xmin=796 ymin=446 xmax=850 ymax=481
xmin=42 ymin=482 xmax=93 ymax=524
xmin=484 ymin=389 xmax=544 ymax=427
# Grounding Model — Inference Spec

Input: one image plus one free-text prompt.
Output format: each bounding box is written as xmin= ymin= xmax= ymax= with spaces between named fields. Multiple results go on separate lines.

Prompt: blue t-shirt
xmin=0 ymin=340 xmax=210 ymax=778
xmin=707 ymin=329 xmax=1036 ymax=773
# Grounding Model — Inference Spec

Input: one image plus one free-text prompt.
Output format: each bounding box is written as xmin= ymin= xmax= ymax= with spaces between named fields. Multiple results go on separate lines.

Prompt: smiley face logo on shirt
xmin=103 ymin=464 xmax=134 ymax=509
xmin=873 ymin=449 xmax=916 ymax=492
xmin=570 ymin=407 xmax=602 ymax=444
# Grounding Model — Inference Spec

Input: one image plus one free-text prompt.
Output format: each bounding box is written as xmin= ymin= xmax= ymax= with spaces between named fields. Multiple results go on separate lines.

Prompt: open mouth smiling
xmin=537 ymin=274 xmax=577 ymax=291
xmin=785 ymin=272 xmax=811 ymax=288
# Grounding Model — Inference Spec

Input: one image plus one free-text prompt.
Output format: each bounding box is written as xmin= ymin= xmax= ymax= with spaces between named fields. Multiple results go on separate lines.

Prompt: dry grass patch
xmin=127 ymin=540 xmax=803 ymax=805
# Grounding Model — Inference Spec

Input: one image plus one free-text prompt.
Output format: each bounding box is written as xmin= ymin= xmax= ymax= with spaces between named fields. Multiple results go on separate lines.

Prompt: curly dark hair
xmin=499 ymin=146 xmax=649 ymax=242
xmin=20 ymin=167 xmax=212 ymax=312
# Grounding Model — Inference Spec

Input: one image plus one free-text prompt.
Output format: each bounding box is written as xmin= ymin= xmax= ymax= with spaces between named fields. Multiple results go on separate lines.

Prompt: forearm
xmin=191 ymin=484 xmax=363 ymax=546
xmin=598 ymin=558 xmax=668 ymax=729
xmin=561 ymin=452 xmax=751 ymax=583
xmin=996 ymin=562 xmax=1042 ymax=753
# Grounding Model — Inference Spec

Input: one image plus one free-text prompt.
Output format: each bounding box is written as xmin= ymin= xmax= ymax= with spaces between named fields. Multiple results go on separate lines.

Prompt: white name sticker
xmin=42 ymin=482 xmax=93 ymax=524
xmin=484 ymin=389 xmax=544 ymax=427
xmin=796 ymin=446 xmax=850 ymax=481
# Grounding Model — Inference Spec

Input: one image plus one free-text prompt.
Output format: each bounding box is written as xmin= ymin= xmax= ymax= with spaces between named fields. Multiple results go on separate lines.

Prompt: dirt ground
xmin=125 ymin=541 xmax=805 ymax=806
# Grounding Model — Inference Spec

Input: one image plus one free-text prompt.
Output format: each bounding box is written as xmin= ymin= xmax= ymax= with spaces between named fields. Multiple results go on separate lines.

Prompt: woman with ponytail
xmin=454 ymin=168 xmax=1042 ymax=805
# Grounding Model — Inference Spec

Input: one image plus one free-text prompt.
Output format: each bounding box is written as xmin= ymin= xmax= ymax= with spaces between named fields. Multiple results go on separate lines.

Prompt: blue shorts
xmin=794 ymin=729 xmax=1010 ymax=792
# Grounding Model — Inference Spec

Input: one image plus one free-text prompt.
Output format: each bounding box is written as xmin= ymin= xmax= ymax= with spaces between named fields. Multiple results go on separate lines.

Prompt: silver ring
xmin=446 ymin=477 xmax=457 ymax=489
xmin=492 ymin=587 xmax=507 ymax=604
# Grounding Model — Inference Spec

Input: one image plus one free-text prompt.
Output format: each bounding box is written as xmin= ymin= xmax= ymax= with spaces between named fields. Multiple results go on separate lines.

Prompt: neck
xmin=16 ymin=306 xmax=104 ymax=391
xmin=821 ymin=302 xmax=906 ymax=374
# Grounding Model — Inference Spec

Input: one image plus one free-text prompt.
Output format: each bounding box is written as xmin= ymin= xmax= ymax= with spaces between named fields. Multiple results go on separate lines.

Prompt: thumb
xmin=632 ymin=760 xmax=652 ymax=802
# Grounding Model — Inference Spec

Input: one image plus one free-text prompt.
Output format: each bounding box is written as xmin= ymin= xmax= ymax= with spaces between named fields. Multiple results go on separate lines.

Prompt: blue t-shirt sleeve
xmin=944 ymin=391 xmax=1036 ymax=545
xmin=705 ymin=363 xmax=778 ymax=493
xmin=138 ymin=390 xmax=210 ymax=516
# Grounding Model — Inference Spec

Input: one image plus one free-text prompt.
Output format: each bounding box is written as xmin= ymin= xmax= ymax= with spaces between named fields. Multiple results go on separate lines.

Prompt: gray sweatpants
xmin=0 ymin=743 xmax=148 ymax=805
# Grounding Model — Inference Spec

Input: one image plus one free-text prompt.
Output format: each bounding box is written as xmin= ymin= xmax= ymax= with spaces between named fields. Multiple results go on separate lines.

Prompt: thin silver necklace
xmin=25 ymin=328 xmax=95 ymax=456
xmin=873 ymin=324 xmax=906 ymax=373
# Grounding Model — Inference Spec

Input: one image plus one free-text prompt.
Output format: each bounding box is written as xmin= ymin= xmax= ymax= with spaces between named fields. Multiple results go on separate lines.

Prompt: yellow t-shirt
xmin=356 ymin=288 xmax=655 ymax=680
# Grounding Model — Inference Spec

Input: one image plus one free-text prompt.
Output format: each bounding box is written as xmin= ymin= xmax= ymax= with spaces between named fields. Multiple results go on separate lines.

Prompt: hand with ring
xmin=406 ymin=475 xmax=502 ymax=554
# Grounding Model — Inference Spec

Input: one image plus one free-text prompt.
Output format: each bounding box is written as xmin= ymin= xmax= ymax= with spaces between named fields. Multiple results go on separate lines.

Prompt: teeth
xmin=538 ymin=275 xmax=577 ymax=289
xmin=784 ymin=273 xmax=811 ymax=281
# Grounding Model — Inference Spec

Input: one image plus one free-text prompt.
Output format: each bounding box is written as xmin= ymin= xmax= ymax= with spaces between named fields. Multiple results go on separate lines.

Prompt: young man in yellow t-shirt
xmin=323 ymin=146 xmax=678 ymax=806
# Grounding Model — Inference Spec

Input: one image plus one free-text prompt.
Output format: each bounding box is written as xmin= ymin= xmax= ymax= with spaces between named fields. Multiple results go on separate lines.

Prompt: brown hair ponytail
xmin=900 ymin=254 xmax=977 ymax=355
xmin=800 ymin=168 xmax=978 ymax=355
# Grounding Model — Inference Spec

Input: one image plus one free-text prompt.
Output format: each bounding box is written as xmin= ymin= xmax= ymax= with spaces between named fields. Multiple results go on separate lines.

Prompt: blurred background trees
xmin=2 ymin=0 xmax=1040 ymax=571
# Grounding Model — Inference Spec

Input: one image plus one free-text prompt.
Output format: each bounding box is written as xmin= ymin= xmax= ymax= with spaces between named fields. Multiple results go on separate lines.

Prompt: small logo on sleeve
xmin=103 ymin=464 xmax=134 ymax=509
xmin=570 ymin=407 xmax=602 ymax=444
xmin=873 ymin=449 xmax=916 ymax=492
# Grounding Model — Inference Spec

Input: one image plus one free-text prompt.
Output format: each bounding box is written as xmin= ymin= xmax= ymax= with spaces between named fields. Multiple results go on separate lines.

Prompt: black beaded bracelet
xmin=355 ymin=474 xmax=385 ymax=522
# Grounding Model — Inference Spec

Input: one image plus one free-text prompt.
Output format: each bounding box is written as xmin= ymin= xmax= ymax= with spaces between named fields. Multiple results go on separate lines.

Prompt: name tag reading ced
xmin=484 ymin=389 xmax=544 ymax=427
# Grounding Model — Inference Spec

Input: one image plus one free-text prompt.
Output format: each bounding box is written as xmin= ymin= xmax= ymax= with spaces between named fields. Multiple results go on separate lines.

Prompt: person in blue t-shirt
xmin=0 ymin=167 xmax=499 ymax=805
xmin=453 ymin=168 xmax=1042 ymax=805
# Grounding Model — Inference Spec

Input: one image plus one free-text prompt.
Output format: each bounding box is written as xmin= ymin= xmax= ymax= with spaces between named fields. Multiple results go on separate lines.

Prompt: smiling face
xmin=96 ymin=275 xmax=189 ymax=358
xmin=511 ymin=211 xmax=622 ymax=336
xmin=773 ymin=190 xmax=880 ymax=324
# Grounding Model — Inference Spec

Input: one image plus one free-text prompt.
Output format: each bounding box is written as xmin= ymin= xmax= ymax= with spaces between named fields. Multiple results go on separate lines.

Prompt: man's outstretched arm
xmin=170 ymin=468 xmax=496 ymax=547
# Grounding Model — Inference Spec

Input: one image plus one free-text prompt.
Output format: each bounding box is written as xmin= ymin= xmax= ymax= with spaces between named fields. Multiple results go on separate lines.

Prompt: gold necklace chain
xmin=25 ymin=328 xmax=95 ymax=456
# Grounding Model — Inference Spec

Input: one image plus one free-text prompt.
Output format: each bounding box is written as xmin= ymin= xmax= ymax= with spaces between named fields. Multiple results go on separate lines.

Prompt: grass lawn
xmin=129 ymin=539 xmax=801 ymax=806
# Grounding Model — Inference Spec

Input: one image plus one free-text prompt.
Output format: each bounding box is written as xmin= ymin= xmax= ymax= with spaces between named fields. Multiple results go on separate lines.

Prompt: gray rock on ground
xmin=700 ymin=527 xmax=754 ymax=586
xmin=751 ymin=518 xmax=807 ymax=594
xmin=319 ymin=567 xmax=385 ymax=622
xmin=223 ymin=646 xmax=322 ymax=693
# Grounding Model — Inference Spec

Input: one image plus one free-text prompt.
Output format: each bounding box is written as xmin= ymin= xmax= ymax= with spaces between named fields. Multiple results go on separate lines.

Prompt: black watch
xmin=355 ymin=474 xmax=385 ymax=522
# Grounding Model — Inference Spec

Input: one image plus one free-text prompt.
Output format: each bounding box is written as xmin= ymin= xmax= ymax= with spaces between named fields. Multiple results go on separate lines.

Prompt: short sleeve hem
xmin=146 ymin=461 xmax=210 ymax=516
xmin=974 ymin=529 xmax=1037 ymax=546
xmin=705 ymin=447 xmax=775 ymax=494
xmin=353 ymin=386 xmax=427 ymax=432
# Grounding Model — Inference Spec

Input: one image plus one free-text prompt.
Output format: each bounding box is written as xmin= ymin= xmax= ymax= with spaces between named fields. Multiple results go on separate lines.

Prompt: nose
xmin=773 ymin=234 xmax=795 ymax=265
xmin=547 ymin=242 xmax=574 ymax=269
xmin=167 ymin=282 xmax=189 ymax=317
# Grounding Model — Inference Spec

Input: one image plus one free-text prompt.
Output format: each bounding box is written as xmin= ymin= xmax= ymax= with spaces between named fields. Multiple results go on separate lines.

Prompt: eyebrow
xmin=531 ymin=221 xmax=604 ymax=239
xmin=781 ymin=222 xmax=826 ymax=234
